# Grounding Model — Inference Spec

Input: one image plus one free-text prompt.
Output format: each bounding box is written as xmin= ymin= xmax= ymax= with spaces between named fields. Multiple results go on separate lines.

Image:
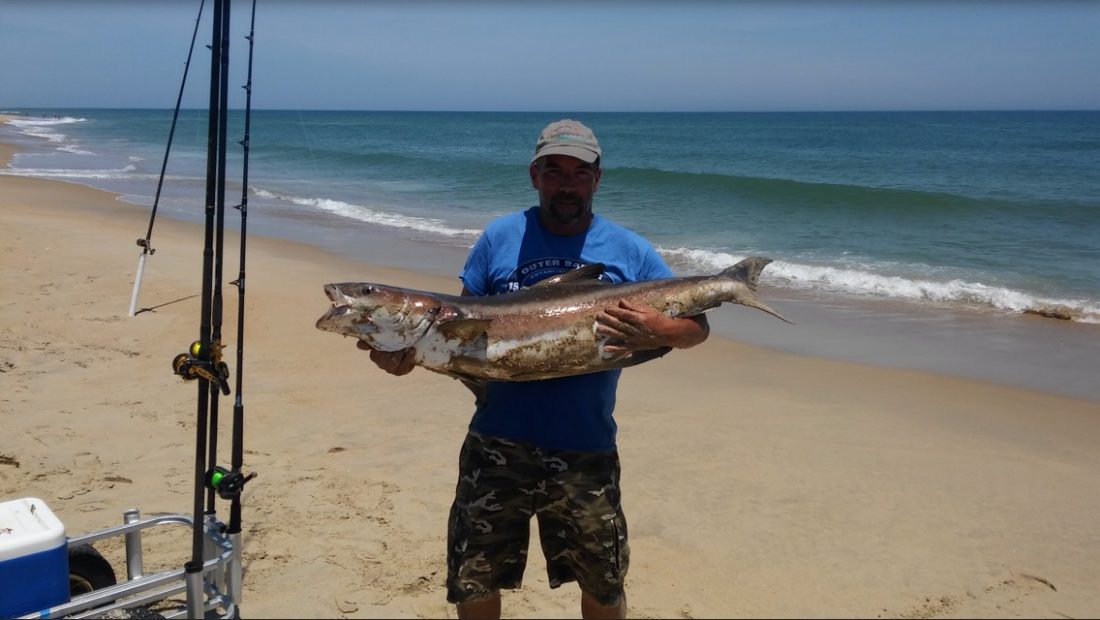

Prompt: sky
xmin=1 ymin=1 xmax=1098 ymax=112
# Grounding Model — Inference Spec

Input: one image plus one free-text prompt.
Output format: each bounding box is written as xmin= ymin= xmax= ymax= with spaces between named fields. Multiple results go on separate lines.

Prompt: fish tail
xmin=720 ymin=257 xmax=793 ymax=324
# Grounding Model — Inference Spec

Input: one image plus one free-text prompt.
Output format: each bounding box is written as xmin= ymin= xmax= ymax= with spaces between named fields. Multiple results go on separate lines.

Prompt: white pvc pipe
xmin=128 ymin=251 xmax=148 ymax=317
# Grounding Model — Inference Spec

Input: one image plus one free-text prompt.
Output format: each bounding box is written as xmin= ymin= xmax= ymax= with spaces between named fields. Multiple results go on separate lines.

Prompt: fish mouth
xmin=322 ymin=284 xmax=359 ymax=313
xmin=315 ymin=304 xmax=347 ymax=330
xmin=323 ymin=283 xmax=344 ymax=304
xmin=317 ymin=284 xmax=356 ymax=330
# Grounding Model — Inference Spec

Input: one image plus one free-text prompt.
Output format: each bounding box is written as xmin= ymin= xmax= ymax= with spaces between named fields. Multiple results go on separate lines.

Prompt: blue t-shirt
xmin=459 ymin=206 xmax=674 ymax=452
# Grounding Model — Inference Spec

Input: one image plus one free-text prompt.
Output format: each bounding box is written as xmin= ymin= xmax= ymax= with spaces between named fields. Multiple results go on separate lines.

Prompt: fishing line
xmin=296 ymin=108 xmax=322 ymax=178
xmin=128 ymin=0 xmax=207 ymax=317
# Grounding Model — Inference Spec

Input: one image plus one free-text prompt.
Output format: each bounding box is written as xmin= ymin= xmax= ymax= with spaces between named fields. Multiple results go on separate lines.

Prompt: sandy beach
xmin=3 ymin=131 xmax=1100 ymax=619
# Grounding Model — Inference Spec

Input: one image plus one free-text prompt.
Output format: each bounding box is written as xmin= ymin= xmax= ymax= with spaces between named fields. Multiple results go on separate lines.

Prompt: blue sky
xmin=2 ymin=1 xmax=1098 ymax=112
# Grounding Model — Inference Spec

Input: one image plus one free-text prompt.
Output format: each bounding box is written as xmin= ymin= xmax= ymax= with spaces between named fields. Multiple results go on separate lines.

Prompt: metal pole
xmin=123 ymin=508 xmax=144 ymax=580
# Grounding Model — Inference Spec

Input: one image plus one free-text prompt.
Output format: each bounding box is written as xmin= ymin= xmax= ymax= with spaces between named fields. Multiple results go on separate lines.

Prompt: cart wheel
xmin=68 ymin=543 xmax=117 ymax=595
xmin=207 ymin=607 xmax=242 ymax=619
xmin=123 ymin=606 xmax=167 ymax=619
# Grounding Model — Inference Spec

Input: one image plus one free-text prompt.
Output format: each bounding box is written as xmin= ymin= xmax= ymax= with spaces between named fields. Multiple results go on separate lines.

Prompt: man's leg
xmin=457 ymin=590 xmax=501 ymax=620
xmin=581 ymin=590 xmax=626 ymax=619
xmin=448 ymin=434 xmax=539 ymax=614
xmin=536 ymin=448 xmax=629 ymax=619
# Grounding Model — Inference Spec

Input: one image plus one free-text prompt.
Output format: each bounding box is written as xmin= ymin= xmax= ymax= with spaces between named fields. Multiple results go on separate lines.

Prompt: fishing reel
xmin=205 ymin=465 xmax=257 ymax=500
xmin=135 ymin=237 xmax=156 ymax=255
xmin=172 ymin=340 xmax=231 ymax=395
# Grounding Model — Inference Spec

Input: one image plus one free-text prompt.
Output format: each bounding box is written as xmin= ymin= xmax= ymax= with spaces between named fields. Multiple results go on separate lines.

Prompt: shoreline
xmin=3 ymin=133 xmax=1100 ymax=618
xmin=4 ymin=110 xmax=1098 ymax=326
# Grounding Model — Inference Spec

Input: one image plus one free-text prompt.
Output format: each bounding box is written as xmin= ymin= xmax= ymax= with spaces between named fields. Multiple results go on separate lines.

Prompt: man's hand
xmin=358 ymin=340 xmax=417 ymax=376
xmin=596 ymin=299 xmax=710 ymax=355
xmin=596 ymin=299 xmax=668 ymax=354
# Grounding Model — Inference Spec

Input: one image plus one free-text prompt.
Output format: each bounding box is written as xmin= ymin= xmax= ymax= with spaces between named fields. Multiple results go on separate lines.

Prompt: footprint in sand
xmin=891 ymin=570 xmax=1060 ymax=619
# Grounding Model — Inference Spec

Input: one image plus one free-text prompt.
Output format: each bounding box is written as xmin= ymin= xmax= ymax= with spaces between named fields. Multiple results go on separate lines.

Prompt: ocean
xmin=3 ymin=109 xmax=1099 ymax=399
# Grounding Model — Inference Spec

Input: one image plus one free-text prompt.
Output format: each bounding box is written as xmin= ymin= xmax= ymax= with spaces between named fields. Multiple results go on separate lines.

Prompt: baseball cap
xmin=532 ymin=119 xmax=601 ymax=164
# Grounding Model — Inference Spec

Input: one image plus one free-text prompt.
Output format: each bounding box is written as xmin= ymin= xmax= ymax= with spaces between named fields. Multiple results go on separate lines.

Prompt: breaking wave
xmin=251 ymin=187 xmax=482 ymax=239
xmin=0 ymin=164 xmax=141 ymax=180
xmin=3 ymin=115 xmax=88 ymax=145
xmin=659 ymin=246 xmax=1100 ymax=324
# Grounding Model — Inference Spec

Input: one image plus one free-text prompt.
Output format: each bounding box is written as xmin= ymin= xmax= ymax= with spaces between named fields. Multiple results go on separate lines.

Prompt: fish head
xmin=316 ymin=282 xmax=442 ymax=351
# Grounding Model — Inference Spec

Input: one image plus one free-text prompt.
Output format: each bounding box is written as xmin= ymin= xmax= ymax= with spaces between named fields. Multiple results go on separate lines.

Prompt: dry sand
xmin=2 ymin=137 xmax=1100 ymax=618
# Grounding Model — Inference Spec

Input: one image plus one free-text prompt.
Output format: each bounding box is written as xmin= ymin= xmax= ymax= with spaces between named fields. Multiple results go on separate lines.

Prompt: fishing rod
xmin=168 ymin=0 xmax=232 ymax=615
xmin=204 ymin=0 xmax=233 ymax=519
xmin=128 ymin=0 xmax=207 ymax=317
xmin=168 ymin=0 xmax=258 ymax=613
xmin=224 ymin=0 xmax=259 ymax=602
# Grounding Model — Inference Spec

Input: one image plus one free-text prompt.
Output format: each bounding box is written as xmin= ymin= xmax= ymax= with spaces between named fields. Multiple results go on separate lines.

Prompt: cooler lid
xmin=0 ymin=497 xmax=66 ymax=561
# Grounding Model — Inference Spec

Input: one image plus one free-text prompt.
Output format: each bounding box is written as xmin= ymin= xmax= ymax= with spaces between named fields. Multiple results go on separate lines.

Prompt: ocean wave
xmin=251 ymin=187 xmax=482 ymax=239
xmin=4 ymin=116 xmax=89 ymax=149
xmin=659 ymin=246 xmax=1100 ymax=324
xmin=609 ymin=165 xmax=1018 ymax=214
xmin=262 ymin=144 xmax=417 ymax=167
xmin=0 ymin=164 xmax=142 ymax=180
xmin=4 ymin=116 xmax=88 ymax=127
xmin=58 ymin=144 xmax=95 ymax=155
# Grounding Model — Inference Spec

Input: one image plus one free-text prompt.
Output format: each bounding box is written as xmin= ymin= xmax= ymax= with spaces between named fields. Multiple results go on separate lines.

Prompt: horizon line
xmin=4 ymin=106 xmax=1100 ymax=115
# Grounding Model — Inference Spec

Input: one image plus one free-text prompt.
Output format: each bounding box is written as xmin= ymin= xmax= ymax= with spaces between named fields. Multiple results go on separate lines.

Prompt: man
xmin=366 ymin=119 xmax=709 ymax=619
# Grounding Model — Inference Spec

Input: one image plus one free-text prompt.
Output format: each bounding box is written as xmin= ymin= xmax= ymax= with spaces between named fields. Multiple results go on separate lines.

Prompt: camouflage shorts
xmin=445 ymin=431 xmax=629 ymax=606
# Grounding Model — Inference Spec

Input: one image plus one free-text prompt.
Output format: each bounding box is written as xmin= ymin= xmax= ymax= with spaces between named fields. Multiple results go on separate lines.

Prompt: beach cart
xmin=2 ymin=497 xmax=242 ymax=619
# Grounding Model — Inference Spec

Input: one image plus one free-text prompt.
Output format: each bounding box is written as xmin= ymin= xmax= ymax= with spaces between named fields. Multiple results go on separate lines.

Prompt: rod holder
xmin=123 ymin=507 xmax=144 ymax=580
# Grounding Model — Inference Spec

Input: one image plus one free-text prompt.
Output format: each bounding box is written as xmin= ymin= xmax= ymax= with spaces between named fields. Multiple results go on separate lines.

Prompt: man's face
xmin=530 ymin=154 xmax=602 ymax=232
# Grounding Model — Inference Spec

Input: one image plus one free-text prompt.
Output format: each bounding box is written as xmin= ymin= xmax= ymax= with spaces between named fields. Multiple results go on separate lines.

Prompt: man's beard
xmin=546 ymin=194 xmax=591 ymax=226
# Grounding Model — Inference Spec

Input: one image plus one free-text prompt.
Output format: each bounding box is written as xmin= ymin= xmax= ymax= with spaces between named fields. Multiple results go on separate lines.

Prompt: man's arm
xmin=595 ymin=299 xmax=710 ymax=355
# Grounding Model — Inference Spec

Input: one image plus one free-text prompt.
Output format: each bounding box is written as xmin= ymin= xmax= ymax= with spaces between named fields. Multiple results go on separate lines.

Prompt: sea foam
xmin=660 ymin=246 xmax=1100 ymax=323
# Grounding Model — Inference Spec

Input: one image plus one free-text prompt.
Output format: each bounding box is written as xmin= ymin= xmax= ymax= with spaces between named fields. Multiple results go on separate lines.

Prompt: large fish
xmin=316 ymin=257 xmax=788 ymax=393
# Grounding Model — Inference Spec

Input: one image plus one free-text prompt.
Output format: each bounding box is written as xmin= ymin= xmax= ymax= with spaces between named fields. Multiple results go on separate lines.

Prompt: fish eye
xmin=360 ymin=285 xmax=373 ymax=296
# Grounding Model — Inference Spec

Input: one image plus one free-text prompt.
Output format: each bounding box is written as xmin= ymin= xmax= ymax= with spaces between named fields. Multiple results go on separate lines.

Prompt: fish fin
xmin=530 ymin=263 xmax=607 ymax=288
xmin=435 ymin=316 xmax=492 ymax=340
xmin=720 ymin=257 xmax=773 ymax=292
xmin=458 ymin=376 xmax=488 ymax=407
xmin=720 ymin=257 xmax=793 ymax=324
xmin=506 ymin=347 xmax=674 ymax=381
xmin=619 ymin=346 xmax=673 ymax=367
xmin=429 ymin=367 xmax=489 ymax=406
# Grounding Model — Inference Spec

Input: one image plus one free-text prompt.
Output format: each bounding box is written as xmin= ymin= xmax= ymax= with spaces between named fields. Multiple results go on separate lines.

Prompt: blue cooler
xmin=0 ymin=497 xmax=69 ymax=617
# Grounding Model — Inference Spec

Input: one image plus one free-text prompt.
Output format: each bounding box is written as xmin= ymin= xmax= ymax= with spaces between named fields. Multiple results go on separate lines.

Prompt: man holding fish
xmin=367 ymin=119 xmax=711 ymax=619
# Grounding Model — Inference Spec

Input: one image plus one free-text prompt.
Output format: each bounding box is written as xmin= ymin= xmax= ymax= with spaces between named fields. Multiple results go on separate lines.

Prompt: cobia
xmin=316 ymin=256 xmax=789 ymax=390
